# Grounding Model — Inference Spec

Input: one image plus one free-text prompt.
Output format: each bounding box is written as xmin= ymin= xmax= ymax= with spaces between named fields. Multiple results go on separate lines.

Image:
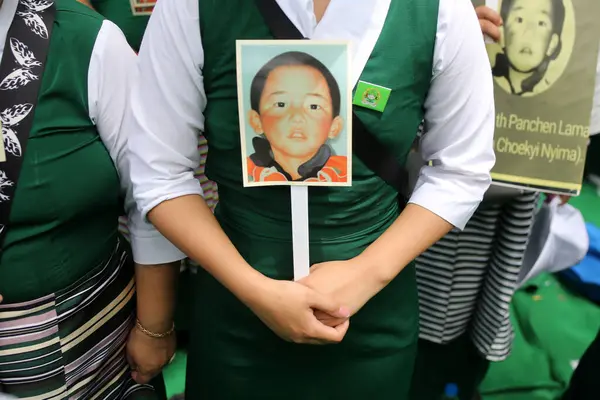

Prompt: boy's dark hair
xmin=500 ymin=0 xmax=565 ymax=60
xmin=250 ymin=51 xmax=341 ymax=118
xmin=494 ymin=0 xmax=566 ymax=94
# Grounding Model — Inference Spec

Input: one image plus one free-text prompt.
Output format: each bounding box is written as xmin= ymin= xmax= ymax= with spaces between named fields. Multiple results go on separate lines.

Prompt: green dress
xmin=1 ymin=0 xmax=120 ymax=303
xmin=0 ymin=1 xmax=163 ymax=398
xmin=184 ymin=1 xmax=439 ymax=398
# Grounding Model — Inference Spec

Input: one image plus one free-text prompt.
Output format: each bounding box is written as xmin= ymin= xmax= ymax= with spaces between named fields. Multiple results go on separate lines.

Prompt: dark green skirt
xmin=185 ymin=227 xmax=419 ymax=399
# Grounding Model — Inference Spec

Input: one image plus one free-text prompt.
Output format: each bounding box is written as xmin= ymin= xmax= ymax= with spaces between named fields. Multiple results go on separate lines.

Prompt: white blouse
xmin=126 ymin=0 xmax=497 ymax=263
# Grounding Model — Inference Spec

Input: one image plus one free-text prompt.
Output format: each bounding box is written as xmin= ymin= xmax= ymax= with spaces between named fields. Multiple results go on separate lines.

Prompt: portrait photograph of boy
xmin=236 ymin=41 xmax=352 ymax=187
xmin=488 ymin=0 xmax=575 ymax=97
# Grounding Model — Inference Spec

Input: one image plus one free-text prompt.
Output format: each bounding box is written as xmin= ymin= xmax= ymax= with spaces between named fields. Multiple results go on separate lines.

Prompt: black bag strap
xmin=254 ymin=0 xmax=409 ymax=202
xmin=0 ymin=0 xmax=56 ymax=248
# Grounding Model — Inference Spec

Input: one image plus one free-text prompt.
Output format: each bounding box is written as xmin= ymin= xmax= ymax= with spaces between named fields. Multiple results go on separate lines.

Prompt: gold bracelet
xmin=135 ymin=319 xmax=175 ymax=339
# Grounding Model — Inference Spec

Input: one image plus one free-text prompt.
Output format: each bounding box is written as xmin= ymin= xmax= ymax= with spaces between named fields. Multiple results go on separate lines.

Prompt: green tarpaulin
xmin=481 ymin=273 xmax=600 ymax=400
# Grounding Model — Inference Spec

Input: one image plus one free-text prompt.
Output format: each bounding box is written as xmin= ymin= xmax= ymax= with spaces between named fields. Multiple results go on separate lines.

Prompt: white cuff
xmin=408 ymin=179 xmax=487 ymax=230
xmin=138 ymin=184 xmax=204 ymax=220
xmin=130 ymin=231 xmax=187 ymax=264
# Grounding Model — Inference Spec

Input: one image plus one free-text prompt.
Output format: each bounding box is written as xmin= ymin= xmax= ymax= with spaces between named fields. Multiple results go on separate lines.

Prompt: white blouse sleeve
xmin=409 ymin=0 xmax=496 ymax=229
xmin=88 ymin=19 xmax=186 ymax=264
xmin=125 ymin=0 xmax=207 ymax=219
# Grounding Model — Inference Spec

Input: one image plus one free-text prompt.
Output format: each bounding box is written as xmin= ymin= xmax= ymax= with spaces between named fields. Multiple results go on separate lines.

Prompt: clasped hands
xmin=246 ymin=256 xmax=384 ymax=346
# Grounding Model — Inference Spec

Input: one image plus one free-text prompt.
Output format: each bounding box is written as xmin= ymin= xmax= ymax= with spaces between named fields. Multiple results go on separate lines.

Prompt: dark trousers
xmin=585 ymin=134 xmax=600 ymax=177
xmin=563 ymin=328 xmax=600 ymax=400
xmin=409 ymin=333 xmax=490 ymax=400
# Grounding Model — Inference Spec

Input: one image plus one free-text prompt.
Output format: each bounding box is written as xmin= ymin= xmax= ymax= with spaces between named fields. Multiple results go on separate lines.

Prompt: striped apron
xmin=0 ymin=239 xmax=163 ymax=399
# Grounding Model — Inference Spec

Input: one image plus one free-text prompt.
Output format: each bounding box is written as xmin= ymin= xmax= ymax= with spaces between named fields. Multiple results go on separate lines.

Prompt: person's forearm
xmin=357 ymin=203 xmax=453 ymax=284
xmin=147 ymin=195 xmax=267 ymax=306
xmin=135 ymin=262 xmax=180 ymax=333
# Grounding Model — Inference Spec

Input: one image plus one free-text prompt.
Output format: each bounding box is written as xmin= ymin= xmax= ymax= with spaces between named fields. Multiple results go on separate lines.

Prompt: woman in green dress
xmin=0 ymin=0 xmax=182 ymax=398
xmin=125 ymin=0 xmax=496 ymax=398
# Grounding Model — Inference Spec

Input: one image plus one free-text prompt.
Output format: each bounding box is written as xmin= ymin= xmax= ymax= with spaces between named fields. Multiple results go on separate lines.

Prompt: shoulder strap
xmin=0 ymin=0 xmax=56 ymax=248
xmin=254 ymin=0 xmax=409 ymax=202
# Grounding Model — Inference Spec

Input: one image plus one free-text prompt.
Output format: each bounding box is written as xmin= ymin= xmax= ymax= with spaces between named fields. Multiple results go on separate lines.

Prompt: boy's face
xmin=249 ymin=65 xmax=343 ymax=161
xmin=504 ymin=0 xmax=559 ymax=72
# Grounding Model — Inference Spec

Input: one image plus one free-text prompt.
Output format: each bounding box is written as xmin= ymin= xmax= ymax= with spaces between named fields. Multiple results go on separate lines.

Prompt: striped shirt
xmin=416 ymin=191 xmax=539 ymax=361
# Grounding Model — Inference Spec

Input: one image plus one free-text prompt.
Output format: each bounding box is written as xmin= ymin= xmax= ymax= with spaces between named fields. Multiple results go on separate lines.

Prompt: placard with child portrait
xmin=473 ymin=0 xmax=600 ymax=194
xmin=236 ymin=40 xmax=352 ymax=187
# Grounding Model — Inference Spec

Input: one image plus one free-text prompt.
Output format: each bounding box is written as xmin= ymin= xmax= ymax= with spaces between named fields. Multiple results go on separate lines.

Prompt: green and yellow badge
xmin=353 ymin=81 xmax=392 ymax=113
